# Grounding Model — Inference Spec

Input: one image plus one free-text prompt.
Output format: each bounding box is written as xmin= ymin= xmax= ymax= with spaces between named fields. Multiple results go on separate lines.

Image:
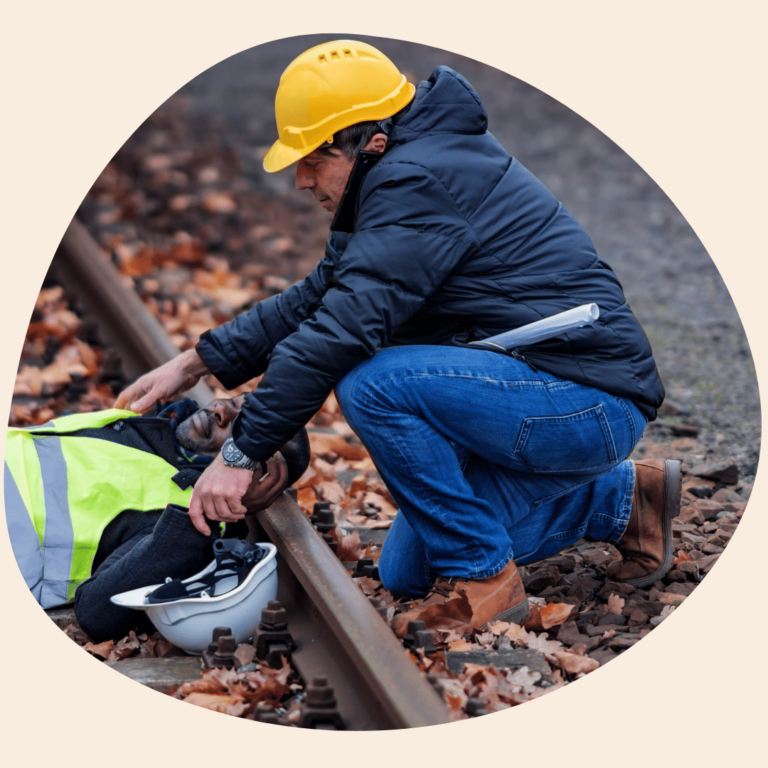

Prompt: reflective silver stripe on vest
xmin=34 ymin=437 xmax=74 ymax=608
xmin=4 ymin=461 xmax=44 ymax=603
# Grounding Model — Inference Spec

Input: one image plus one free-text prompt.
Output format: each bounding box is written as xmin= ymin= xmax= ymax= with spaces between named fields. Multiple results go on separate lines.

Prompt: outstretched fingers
xmin=188 ymin=493 xmax=212 ymax=536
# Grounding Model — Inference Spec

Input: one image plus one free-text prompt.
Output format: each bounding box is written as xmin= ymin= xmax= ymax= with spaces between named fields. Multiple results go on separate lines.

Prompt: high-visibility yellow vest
xmin=5 ymin=409 xmax=193 ymax=608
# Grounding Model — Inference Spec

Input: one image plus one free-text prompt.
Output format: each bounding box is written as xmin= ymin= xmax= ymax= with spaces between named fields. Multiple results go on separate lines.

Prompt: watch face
xmin=223 ymin=439 xmax=241 ymax=462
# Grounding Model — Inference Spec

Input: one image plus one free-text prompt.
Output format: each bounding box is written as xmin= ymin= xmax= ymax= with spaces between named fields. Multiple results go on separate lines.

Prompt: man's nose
xmin=295 ymin=161 xmax=314 ymax=190
xmin=212 ymin=401 xmax=238 ymax=428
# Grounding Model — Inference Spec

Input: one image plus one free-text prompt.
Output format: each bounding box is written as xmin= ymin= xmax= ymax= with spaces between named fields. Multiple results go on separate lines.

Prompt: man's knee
xmin=378 ymin=545 xmax=431 ymax=599
xmin=336 ymin=358 xmax=382 ymax=425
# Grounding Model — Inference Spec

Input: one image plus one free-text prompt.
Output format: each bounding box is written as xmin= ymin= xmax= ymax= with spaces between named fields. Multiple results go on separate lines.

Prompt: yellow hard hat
xmin=263 ymin=40 xmax=416 ymax=173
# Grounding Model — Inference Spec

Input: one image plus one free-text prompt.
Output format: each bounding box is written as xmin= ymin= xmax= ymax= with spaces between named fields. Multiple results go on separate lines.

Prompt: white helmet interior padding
xmin=147 ymin=539 xmax=269 ymax=602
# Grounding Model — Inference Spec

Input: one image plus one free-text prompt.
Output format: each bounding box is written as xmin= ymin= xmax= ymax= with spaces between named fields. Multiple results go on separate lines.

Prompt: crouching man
xmin=5 ymin=397 xmax=309 ymax=641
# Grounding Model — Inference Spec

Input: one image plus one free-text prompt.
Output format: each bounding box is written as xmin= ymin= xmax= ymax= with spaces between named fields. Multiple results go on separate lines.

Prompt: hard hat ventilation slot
xmin=146 ymin=539 xmax=268 ymax=604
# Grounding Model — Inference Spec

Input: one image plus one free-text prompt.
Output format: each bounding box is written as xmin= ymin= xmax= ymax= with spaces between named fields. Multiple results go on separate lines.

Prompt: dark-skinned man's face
xmin=174 ymin=395 xmax=246 ymax=455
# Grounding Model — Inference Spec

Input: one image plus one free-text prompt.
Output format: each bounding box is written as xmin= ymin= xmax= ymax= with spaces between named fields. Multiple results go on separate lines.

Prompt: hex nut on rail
xmin=254 ymin=600 xmax=296 ymax=669
xmin=299 ymin=676 xmax=345 ymax=730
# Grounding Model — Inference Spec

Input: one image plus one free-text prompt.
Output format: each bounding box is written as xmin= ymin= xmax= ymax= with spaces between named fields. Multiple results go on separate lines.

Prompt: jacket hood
xmin=388 ymin=66 xmax=488 ymax=145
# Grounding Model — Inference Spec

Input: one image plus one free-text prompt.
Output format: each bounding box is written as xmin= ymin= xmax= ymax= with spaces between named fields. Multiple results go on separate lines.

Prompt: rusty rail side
xmin=53 ymin=218 xmax=449 ymax=729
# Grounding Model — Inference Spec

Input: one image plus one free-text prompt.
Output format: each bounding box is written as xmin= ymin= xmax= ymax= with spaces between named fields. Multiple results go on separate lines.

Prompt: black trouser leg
xmin=74 ymin=505 xmax=218 ymax=642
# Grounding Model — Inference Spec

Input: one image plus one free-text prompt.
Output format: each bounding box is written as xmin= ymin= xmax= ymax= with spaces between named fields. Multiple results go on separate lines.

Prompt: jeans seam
xmin=612 ymin=395 xmax=637 ymax=449
xmin=607 ymin=461 xmax=635 ymax=543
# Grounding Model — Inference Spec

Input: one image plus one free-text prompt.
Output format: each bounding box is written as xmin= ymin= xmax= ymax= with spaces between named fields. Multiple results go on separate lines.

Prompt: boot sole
xmin=622 ymin=459 xmax=682 ymax=589
xmin=485 ymin=598 xmax=530 ymax=628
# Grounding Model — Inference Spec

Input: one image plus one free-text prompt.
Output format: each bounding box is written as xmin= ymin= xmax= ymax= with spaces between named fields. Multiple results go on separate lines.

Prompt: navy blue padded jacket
xmin=197 ymin=66 xmax=665 ymax=461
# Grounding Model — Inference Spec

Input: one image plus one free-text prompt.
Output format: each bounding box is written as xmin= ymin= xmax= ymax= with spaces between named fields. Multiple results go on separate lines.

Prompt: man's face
xmin=295 ymin=146 xmax=355 ymax=216
xmin=174 ymin=395 xmax=246 ymax=455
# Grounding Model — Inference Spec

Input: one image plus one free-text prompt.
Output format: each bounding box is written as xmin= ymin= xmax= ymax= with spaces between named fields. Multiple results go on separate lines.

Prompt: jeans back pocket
xmin=514 ymin=404 xmax=618 ymax=474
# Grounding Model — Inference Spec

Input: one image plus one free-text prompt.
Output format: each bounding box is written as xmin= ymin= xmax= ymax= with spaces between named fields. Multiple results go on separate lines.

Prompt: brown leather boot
xmin=392 ymin=559 xmax=529 ymax=637
xmin=606 ymin=459 xmax=682 ymax=588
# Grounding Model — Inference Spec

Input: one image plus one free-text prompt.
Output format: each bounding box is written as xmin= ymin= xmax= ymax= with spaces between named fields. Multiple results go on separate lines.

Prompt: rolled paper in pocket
xmin=469 ymin=303 xmax=600 ymax=352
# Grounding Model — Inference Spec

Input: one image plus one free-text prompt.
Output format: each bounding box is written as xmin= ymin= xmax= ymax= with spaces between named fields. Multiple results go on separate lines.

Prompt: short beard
xmin=175 ymin=412 xmax=215 ymax=456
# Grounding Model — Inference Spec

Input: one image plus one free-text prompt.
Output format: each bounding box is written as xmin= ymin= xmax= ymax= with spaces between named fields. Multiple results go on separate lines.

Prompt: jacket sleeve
xmin=195 ymin=236 xmax=345 ymax=389
xmin=230 ymin=163 xmax=479 ymax=461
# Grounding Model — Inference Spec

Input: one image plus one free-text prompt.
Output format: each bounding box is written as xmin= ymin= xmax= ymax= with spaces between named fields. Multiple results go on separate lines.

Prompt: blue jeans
xmin=335 ymin=345 xmax=647 ymax=598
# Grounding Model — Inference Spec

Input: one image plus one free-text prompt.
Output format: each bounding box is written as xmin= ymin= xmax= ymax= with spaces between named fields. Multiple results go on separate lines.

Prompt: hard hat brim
xmin=263 ymin=139 xmax=308 ymax=174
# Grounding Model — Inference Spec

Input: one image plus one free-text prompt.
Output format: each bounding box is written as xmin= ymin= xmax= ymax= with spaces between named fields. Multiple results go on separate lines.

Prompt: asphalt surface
xmin=127 ymin=34 xmax=761 ymax=483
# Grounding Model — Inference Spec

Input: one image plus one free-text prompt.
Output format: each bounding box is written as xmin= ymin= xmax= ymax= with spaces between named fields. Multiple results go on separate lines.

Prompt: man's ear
xmin=362 ymin=133 xmax=388 ymax=154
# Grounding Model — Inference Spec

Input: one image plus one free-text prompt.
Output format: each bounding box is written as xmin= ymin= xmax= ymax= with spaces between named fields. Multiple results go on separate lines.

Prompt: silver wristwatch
xmin=221 ymin=437 xmax=258 ymax=471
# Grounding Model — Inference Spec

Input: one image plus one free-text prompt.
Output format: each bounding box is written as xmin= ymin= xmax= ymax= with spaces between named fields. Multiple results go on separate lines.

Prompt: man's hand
xmin=242 ymin=453 xmax=289 ymax=511
xmin=114 ymin=349 xmax=209 ymax=414
xmin=187 ymin=452 xmax=254 ymax=535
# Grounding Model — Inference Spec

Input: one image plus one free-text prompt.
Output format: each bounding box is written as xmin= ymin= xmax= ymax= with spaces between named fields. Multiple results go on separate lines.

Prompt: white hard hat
xmin=111 ymin=539 xmax=278 ymax=655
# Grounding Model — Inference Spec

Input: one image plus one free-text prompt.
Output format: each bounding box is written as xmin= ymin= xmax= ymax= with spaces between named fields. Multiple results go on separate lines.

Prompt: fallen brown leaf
xmin=553 ymin=651 xmax=600 ymax=676
xmin=606 ymin=593 xmax=625 ymax=616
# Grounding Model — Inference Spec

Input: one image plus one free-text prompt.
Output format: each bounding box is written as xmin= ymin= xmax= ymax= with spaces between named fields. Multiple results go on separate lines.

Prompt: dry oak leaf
xmin=448 ymin=639 xmax=474 ymax=651
xmin=392 ymin=590 xmax=474 ymax=638
xmin=177 ymin=667 xmax=239 ymax=696
xmin=540 ymin=602 xmax=577 ymax=629
xmin=308 ymin=432 xmax=368 ymax=461
xmin=524 ymin=631 xmax=565 ymax=662
xmin=474 ymin=631 xmax=496 ymax=648
xmin=351 ymin=491 xmax=398 ymax=518
xmin=348 ymin=474 xmax=369 ymax=496
xmin=502 ymin=623 xmax=530 ymax=645
xmin=336 ymin=528 xmax=362 ymax=561
xmin=526 ymin=602 xmax=576 ymax=631
xmin=296 ymin=486 xmax=318 ymax=515
xmin=673 ymin=550 xmax=693 ymax=565
xmin=295 ymin=465 xmax=327 ymax=490
xmin=83 ymin=639 xmax=115 ymax=660
xmin=350 ymin=457 xmax=377 ymax=471
xmin=314 ymin=480 xmax=348 ymax=505
xmin=110 ymin=631 xmax=141 ymax=661
xmin=439 ymin=678 xmax=469 ymax=713
xmin=505 ymin=666 xmax=541 ymax=696
xmin=183 ymin=693 xmax=248 ymax=716
xmin=553 ymin=651 xmax=600 ymax=676
xmin=522 ymin=602 xmax=542 ymax=631
xmin=606 ymin=593 xmax=626 ymax=616
xmin=435 ymin=628 xmax=465 ymax=646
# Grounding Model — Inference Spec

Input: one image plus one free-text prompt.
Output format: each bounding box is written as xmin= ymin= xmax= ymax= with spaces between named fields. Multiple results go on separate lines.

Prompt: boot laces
xmin=426 ymin=576 xmax=470 ymax=600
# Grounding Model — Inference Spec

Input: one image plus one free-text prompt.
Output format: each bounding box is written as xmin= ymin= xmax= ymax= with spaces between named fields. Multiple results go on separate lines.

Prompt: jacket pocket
xmin=513 ymin=404 xmax=618 ymax=473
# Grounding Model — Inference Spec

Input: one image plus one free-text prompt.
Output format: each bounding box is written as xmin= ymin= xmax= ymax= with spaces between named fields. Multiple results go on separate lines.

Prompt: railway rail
xmin=42 ymin=218 xmax=450 ymax=730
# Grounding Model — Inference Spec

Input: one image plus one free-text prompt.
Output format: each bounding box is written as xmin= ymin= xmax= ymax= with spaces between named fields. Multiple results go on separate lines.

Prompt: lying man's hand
xmin=114 ymin=349 xmax=208 ymax=414
xmin=242 ymin=453 xmax=289 ymax=512
xmin=187 ymin=453 xmax=253 ymax=535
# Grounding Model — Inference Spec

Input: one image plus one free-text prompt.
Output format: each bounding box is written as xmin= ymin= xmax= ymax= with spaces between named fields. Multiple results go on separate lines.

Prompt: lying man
xmin=5 ymin=396 xmax=309 ymax=640
xmin=115 ymin=40 xmax=678 ymax=633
